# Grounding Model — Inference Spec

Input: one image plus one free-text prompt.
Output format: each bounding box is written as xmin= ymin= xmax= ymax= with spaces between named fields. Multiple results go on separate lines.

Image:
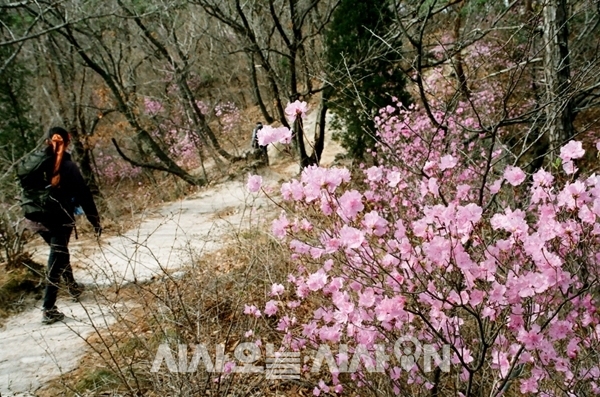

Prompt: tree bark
xmin=69 ymin=126 xmax=101 ymax=196
xmin=249 ymin=53 xmax=274 ymax=124
xmin=294 ymin=117 xmax=312 ymax=170
xmin=309 ymin=86 xmax=330 ymax=165
xmin=544 ymin=0 xmax=574 ymax=152
xmin=453 ymin=1 xmax=470 ymax=100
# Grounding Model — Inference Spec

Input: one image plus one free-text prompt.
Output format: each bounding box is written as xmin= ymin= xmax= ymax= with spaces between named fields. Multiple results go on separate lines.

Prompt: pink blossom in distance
xmin=246 ymin=174 xmax=262 ymax=192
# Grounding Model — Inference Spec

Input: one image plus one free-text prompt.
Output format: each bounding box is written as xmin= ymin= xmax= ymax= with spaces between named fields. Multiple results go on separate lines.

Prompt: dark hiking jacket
xmin=45 ymin=148 xmax=100 ymax=229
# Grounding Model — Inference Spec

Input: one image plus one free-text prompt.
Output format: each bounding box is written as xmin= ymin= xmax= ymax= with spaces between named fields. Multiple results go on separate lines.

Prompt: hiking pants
xmin=40 ymin=226 xmax=74 ymax=310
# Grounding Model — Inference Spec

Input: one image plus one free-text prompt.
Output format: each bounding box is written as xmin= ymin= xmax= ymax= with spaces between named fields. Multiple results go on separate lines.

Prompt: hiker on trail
xmin=29 ymin=127 xmax=102 ymax=325
xmin=251 ymin=122 xmax=269 ymax=165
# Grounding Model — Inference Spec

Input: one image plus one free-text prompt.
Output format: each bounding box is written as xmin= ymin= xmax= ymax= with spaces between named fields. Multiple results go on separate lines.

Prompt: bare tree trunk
xmin=453 ymin=1 xmax=470 ymax=100
xmin=309 ymin=86 xmax=330 ymax=165
xmin=544 ymin=0 xmax=574 ymax=152
xmin=294 ymin=117 xmax=312 ymax=170
xmin=249 ymin=53 xmax=274 ymax=124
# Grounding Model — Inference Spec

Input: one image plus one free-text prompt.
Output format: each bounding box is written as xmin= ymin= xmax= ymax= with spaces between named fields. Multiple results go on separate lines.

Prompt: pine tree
xmin=324 ymin=0 xmax=410 ymax=159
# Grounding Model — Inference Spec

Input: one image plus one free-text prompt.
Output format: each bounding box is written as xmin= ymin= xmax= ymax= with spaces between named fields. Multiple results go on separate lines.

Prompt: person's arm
xmin=64 ymin=162 xmax=101 ymax=229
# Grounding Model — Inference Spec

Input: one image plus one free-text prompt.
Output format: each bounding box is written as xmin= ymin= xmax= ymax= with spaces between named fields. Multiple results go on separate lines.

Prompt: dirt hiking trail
xmin=0 ymin=111 xmax=342 ymax=396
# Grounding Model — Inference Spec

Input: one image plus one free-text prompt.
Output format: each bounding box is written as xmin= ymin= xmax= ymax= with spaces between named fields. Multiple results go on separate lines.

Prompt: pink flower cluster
xmin=144 ymin=97 xmax=164 ymax=115
xmin=560 ymin=140 xmax=586 ymax=175
xmin=257 ymin=125 xmax=292 ymax=146
xmin=285 ymin=100 xmax=308 ymax=121
xmin=146 ymin=31 xmax=598 ymax=394
xmin=246 ymin=174 xmax=262 ymax=193
xmin=94 ymin=148 xmax=143 ymax=182
xmin=214 ymin=101 xmax=240 ymax=134
xmin=248 ymin=86 xmax=600 ymax=395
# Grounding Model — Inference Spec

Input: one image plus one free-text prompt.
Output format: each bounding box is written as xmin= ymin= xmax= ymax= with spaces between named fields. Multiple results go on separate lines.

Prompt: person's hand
xmin=94 ymin=225 xmax=103 ymax=238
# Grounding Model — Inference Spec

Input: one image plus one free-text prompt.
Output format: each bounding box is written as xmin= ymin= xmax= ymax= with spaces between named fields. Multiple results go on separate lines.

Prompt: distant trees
xmin=194 ymin=0 xmax=340 ymax=168
xmin=385 ymin=0 xmax=600 ymax=172
xmin=0 ymin=13 xmax=39 ymax=163
xmin=1 ymin=0 xmax=599 ymax=184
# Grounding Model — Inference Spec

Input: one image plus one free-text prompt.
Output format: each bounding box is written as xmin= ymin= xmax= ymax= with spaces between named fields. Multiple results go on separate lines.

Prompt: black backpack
xmin=16 ymin=149 xmax=63 ymax=223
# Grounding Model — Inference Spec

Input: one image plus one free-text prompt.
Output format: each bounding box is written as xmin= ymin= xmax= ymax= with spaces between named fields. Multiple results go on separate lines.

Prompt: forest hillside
xmin=2 ymin=0 xmax=600 ymax=396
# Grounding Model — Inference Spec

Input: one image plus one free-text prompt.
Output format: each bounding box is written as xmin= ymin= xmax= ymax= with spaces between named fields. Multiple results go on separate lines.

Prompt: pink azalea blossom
xmin=246 ymin=174 xmax=262 ymax=192
xmin=504 ymin=166 xmax=526 ymax=186
xmin=386 ymin=171 xmax=401 ymax=188
xmin=562 ymin=160 xmax=577 ymax=175
xmin=358 ymin=288 xmax=376 ymax=307
xmin=318 ymin=380 xmax=330 ymax=393
xmin=559 ymin=140 xmax=585 ymax=162
xmin=489 ymin=178 xmax=503 ymax=194
xmin=319 ymin=325 xmax=341 ymax=342
xmin=532 ymin=169 xmax=554 ymax=187
xmin=338 ymin=225 xmax=365 ymax=249
xmin=257 ymin=125 xmax=292 ymax=146
xmin=374 ymin=296 xmax=405 ymax=323
xmin=428 ymin=177 xmax=440 ymax=197
xmin=548 ymin=320 xmax=572 ymax=341
xmin=362 ymin=211 xmax=389 ymax=236
xmin=223 ymin=361 xmax=236 ymax=374
xmin=520 ymin=377 xmax=539 ymax=394
xmin=244 ymin=304 xmax=261 ymax=317
xmin=281 ymin=179 xmax=304 ymax=201
xmin=144 ymin=97 xmax=164 ymax=115
xmin=272 ymin=213 xmax=289 ymax=239
xmin=366 ymin=166 xmax=383 ymax=182
xmin=517 ymin=324 xmax=543 ymax=349
xmin=332 ymin=291 xmax=354 ymax=314
xmin=492 ymin=350 xmax=510 ymax=378
xmin=306 ymin=270 xmax=328 ymax=291
xmin=456 ymin=184 xmax=471 ymax=200
xmin=336 ymin=190 xmax=364 ymax=221
xmin=285 ymin=100 xmax=309 ymax=120
xmin=264 ymin=300 xmax=278 ymax=316
xmin=324 ymin=168 xmax=351 ymax=191
xmin=439 ymin=155 xmax=458 ymax=170
xmin=490 ymin=208 xmax=529 ymax=236
xmin=579 ymin=205 xmax=596 ymax=224
xmin=271 ymin=283 xmax=285 ymax=296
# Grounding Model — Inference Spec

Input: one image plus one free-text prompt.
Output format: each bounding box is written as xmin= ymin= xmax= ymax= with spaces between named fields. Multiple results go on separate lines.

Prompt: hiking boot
xmin=42 ymin=307 xmax=65 ymax=325
xmin=68 ymin=282 xmax=85 ymax=300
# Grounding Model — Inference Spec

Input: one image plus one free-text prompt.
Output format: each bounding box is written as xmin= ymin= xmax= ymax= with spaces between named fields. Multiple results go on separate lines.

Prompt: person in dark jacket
xmin=39 ymin=126 xmax=102 ymax=325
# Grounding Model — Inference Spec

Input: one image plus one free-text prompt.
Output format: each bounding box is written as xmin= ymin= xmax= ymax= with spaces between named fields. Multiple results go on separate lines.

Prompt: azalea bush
xmin=94 ymin=148 xmax=144 ymax=183
xmin=246 ymin=95 xmax=600 ymax=395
